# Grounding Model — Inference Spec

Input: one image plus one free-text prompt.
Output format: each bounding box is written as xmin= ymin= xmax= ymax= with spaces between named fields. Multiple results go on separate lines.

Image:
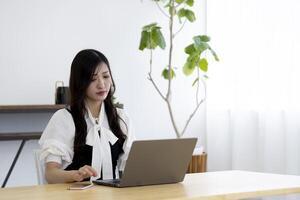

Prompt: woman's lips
xmin=96 ymin=91 xmax=107 ymax=96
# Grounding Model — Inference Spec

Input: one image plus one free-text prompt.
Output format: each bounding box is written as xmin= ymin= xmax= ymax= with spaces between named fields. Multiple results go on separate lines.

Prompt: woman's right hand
xmin=71 ymin=165 xmax=98 ymax=182
xmin=45 ymin=162 xmax=98 ymax=183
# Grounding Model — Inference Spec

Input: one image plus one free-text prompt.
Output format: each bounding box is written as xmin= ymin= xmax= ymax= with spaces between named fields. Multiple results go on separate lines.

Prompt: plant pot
xmin=187 ymin=152 xmax=207 ymax=173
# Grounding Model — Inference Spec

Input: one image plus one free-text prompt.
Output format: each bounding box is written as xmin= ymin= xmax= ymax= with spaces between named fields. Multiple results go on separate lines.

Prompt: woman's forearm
xmin=45 ymin=167 xmax=77 ymax=184
xmin=45 ymin=163 xmax=97 ymax=184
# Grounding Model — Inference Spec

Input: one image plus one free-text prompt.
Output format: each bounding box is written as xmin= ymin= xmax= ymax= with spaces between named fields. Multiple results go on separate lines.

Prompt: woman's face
xmin=86 ymin=62 xmax=112 ymax=103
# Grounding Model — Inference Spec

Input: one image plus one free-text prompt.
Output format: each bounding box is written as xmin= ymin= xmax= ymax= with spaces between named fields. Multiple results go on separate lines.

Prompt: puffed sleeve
xmin=117 ymin=108 xmax=136 ymax=171
xmin=38 ymin=109 xmax=75 ymax=169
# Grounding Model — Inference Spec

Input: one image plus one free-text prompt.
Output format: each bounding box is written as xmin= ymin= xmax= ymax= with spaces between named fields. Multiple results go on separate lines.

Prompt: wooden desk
xmin=1 ymin=170 xmax=300 ymax=200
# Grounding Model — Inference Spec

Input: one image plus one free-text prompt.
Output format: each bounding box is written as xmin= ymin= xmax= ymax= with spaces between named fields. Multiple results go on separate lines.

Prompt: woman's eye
xmin=103 ymin=76 xmax=110 ymax=79
xmin=92 ymin=78 xmax=97 ymax=82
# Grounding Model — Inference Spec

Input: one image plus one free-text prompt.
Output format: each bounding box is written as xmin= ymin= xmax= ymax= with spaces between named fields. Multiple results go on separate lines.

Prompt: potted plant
xmin=138 ymin=0 xmax=219 ymax=172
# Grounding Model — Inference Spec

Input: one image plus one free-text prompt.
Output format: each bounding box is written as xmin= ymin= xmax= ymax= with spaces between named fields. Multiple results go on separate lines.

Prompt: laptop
xmin=92 ymin=138 xmax=197 ymax=187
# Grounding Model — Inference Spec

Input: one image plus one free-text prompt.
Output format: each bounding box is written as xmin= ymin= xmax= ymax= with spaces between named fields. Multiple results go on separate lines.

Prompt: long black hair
xmin=69 ymin=49 xmax=126 ymax=153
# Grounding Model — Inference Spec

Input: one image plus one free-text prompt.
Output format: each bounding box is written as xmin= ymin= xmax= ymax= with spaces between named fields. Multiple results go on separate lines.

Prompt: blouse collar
xmin=85 ymin=102 xmax=105 ymax=125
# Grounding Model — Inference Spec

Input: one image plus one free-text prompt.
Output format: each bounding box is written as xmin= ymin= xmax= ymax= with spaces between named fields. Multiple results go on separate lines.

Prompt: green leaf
xmin=194 ymin=42 xmax=208 ymax=52
xmin=178 ymin=9 xmax=196 ymax=22
xmin=187 ymin=53 xmax=199 ymax=63
xmin=178 ymin=8 xmax=186 ymax=18
xmin=185 ymin=9 xmax=196 ymax=22
xmin=183 ymin=52 xmax=199 ymax=75
xmin=139 ymin=30 xmax=150 ymax=51
xmin=148 ymin=32 xmax=158 ymax=49
xmin=208 ymin=46 xmax=220 ymax=61
xmin=114 ymin=102 xmax=124 ymax=109
xmin=162 ymin=68 xmax=176 ymax=80
xmin=112 ymin=96 xmax=124 ymax=109
xmin=152 ymin=28 xmax=166 ymax=49
xmin=183 ymin=60 xmax=196 ymax=76
xmin=203 ymin=75 xmax=209 ymax=79
xmin=175 ymin=0 xmax=184 ymax=3
xmin=186 ymin=0 xmax=194 ymax=6
xmin=184 ymin=44 xmax=197 ymax=54
xmin=199 ymin=35 xmax=210 ymax=42
xmin=142 ymin=23 xmax=158 ymax=31
xmin=192 ymin=77 xmax=199 ymax=86
xmin=141 ymin=23 xmax=166 ymax=50
xmin=193 ymin=37 xmax=208 ymax=52
xmin=199 ymin=58 xmax=208 ymax=72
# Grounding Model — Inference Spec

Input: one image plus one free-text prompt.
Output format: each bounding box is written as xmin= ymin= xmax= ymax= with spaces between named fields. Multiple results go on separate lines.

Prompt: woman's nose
xmin=97 ymin=78 xmax=105 ymax=88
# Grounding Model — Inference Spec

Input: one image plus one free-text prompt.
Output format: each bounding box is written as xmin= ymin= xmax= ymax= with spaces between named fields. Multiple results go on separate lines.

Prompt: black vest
xmin=64 ymin=109 xmax=124 ymax=180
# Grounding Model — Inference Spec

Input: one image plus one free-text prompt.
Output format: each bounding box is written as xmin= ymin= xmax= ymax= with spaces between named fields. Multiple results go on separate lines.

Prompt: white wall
xmin=0 ymin=0 xmax=207 ymax=187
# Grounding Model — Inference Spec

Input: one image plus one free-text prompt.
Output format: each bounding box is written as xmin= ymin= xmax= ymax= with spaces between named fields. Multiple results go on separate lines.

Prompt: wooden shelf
xmin=0 ymin=104 xmax=66 ymax=113
xmin=0 ymin=132 xmax=41 ymax=141
xmin=0 ymin=105 xmax=63 ymax=141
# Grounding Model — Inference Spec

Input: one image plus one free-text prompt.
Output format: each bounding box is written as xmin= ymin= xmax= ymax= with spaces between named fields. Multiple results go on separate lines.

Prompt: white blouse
xmin=38 ymin=105 xmax=135 ymax=180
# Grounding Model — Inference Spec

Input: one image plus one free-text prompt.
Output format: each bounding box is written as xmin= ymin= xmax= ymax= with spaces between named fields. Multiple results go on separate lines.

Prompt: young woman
xmin=39 ymin=49 xmax=134 ymax=183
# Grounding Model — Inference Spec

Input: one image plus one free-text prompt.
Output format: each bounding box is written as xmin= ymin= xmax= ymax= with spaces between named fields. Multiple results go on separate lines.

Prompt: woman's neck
xmin=85 ymin=100 xmax=102 ymax=118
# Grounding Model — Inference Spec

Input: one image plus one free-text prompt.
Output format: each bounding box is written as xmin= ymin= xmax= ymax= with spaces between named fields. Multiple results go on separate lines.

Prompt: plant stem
xmin=200 ymin=77 xmax=207 ymax=103
xmin=165 ymin=0 xmax=181 ymax=137
xmin=155 ymin=1 xmax=169 ymax=18
xmin=148 ymin=74 xmax=166 ymax=101
xmin=166 ymin=100 xmax=181 ymax=138
xmin=196 ymin=68 xmax=200 ymax=104
xmin=173 ymin=19 xmax=187 ymax=38
xmin=166 ymin=0 xmax=174 ymax=101
xmin=181 ymin=99 xmax=204 ymax=137
xmin=181 ymin=78 xmax=207 ymax=137
xmin=148 ymin=49 xmax=166 ymax=100
xmin=150 ymin=49 xmax=153 ymax=74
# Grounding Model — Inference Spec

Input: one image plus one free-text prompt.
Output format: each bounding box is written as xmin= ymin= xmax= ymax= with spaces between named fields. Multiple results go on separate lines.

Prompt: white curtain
xmin=206 ymin=0 xmax=300 ymax=199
